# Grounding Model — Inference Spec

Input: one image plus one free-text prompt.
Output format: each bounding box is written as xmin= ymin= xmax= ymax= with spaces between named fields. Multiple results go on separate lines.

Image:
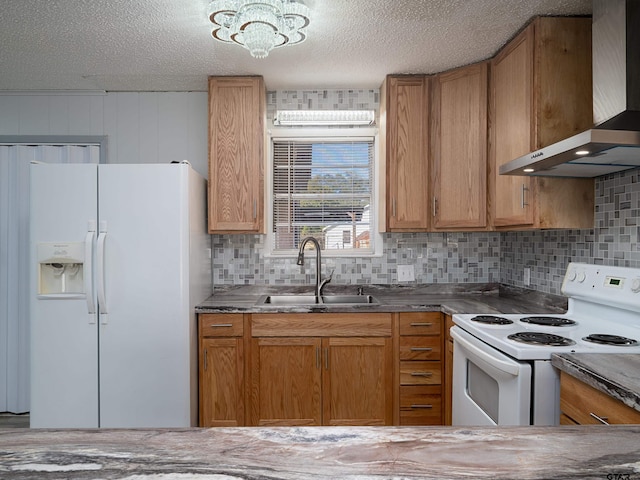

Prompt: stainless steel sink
xmin=257 ymin=294 xmax=379 ymax=306
xmin=321 ymin=295 xmax=379 ymax=305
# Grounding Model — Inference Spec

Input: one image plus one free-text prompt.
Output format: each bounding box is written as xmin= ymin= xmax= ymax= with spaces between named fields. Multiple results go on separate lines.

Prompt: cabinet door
xmin=431 ymin=63 xmax=488 ymax=229
xmin=323 ymin=337 xmax=393 ymax=426
xmin=384 ymin=76 xmax=430 ymax=231
xmin=490 ymin=27 xmax=535 ymax=227
xmin=250 ymin=337 xmax=322 ymax=426
xmin=208 ymin=76 xmax=264 ymax=233
xmin=200 ymin=337 xmax=244 ymax=427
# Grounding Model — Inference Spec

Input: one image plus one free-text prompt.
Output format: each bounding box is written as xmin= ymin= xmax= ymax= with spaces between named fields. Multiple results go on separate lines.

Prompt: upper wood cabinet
xmin=431 ymin=62 xmax=488 ymax=230
xmin=489 ymin=17 xmax=595 ymax=229
xmin=380 ymin=75 xmax=430 ymax=232
xmin=208 ymin=76 xmax=265 ymax=233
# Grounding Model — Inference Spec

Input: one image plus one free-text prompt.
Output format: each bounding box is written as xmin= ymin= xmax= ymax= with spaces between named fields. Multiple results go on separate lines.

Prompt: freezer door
xmin=97 ymin=164 xmax=193 ymax=427
xmin=30 ymin=163 xmax=99 ymax=428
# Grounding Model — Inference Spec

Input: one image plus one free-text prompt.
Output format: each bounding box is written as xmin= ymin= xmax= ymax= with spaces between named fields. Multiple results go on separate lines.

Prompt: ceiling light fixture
xmin=274 ymin=110 xmax=376 ymax=126
xmin=208 ymin=0 xmax=310 ymax=59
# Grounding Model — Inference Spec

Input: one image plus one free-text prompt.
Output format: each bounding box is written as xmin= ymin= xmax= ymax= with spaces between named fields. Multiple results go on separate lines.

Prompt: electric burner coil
xmin=520 ymin=316 xmax=577 ymax=327
xmin=508 ymin=331 xmax=575 ymax=347
xmin=582 ymin=334 xmax=639 ymax=346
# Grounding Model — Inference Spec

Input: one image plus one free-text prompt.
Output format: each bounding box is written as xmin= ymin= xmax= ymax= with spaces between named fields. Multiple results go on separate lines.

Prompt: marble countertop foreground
xmin=2 ymin=426 xmax=640 ymax=479
xmin=552 ymin=353 xmax=640 ymax=413
xmin=196 ymin=283 xmax=568 ymax=315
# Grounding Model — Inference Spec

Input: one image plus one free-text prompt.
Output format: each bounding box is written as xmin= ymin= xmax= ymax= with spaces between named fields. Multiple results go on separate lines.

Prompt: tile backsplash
xmin=501 ymin=168 xmax=640 ymax=295
xmin=211 ymin=232 xmax=501 ymax=286
xmin=212 ymin=167 xmax=639 ymax=293
xmin=212 ymin=89 xmax=640 ymax=295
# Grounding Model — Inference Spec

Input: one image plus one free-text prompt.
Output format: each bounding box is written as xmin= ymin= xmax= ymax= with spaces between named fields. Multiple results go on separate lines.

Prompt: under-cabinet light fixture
xmin=274 ymin=110 xmax=375 ymax=126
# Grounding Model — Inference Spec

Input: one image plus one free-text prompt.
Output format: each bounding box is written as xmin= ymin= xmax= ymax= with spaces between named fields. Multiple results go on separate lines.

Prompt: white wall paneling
xmin=0 ymin=92 xmax=209 ymax=177
xmin=0 ymin=143 xmax=99 ymax=413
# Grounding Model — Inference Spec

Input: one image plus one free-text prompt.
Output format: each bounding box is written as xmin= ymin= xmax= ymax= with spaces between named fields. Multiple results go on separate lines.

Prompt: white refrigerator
xmin=29 ymin=162 xmax=210 ymax=428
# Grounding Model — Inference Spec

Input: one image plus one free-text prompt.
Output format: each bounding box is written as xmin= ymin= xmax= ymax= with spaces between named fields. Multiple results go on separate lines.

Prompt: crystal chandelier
xmin=208 ymin=0 xmax=310 ymax=59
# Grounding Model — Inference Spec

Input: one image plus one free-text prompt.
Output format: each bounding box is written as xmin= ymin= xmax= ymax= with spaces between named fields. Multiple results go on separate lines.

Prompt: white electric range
xmin=451 ymin=262 xmax=640 ymax=426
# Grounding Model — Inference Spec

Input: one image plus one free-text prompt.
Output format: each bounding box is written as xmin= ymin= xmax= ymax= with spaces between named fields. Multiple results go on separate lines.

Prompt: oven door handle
xmin=451 ymin=328 xmax=520 ymax=376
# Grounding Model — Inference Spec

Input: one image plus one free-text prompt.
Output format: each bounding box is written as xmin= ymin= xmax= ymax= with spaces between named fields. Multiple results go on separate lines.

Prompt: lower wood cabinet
xmin=559 ymin=372 xmax=640 ymax=425
xmin=250 ymin=337 xmax=322 ymax=426
xmin=250 ymin=313 xmax=393 ymax=426
xmin=397 ymin=312 xmax=444 ymax=425
xmin=199 ymin=311 xmax=449 ymax=427
xmin=199 ymin=314 xmax=245 ymax=427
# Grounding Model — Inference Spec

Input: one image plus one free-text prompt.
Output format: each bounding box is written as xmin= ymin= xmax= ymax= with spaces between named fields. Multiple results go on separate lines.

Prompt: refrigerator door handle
xmin=97 ymin=220 xmax=108 ymax=324
xmin=85 ymin=220 xmax=97 ymax=324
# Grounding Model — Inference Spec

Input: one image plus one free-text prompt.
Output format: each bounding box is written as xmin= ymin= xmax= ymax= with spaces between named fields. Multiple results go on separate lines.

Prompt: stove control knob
xmin=576 ymin=271 xmax=586 ymax=283
xmin=567 ymin=270 xmax=577 ymax=282
xmin=631 ymin=278 xmax=640 ymax=293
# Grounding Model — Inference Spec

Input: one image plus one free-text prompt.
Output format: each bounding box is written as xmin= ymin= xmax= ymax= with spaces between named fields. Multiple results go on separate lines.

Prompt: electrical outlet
xmin=397 ymin=265 xmax=415 ymax=282
xmin=524 ymin=267 xmax=531 ymax=286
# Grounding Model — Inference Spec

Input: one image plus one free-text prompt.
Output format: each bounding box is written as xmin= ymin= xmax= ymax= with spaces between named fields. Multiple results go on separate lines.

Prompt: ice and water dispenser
xmin=37 ymin=242 xmax=85 ymax=296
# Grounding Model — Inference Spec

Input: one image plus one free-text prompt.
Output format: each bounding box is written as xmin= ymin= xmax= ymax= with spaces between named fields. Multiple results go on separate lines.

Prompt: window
xmin=267 ymin=130 xmax=378 ymax=256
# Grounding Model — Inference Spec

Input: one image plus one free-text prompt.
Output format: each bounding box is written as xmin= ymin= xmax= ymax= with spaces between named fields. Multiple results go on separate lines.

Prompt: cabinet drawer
xmin=399 ymin=336 xmax=441 ymax=361
xmin=399 ymin=386 xmax=442 ymax=425
xmin=399 ymin=312 xmax=442 ymax=336
xmin=400 ymin=361 xmax=442 ymax=385
xmin=560 ymin=372 xmax=640 ymax=425
xmin=200 ymin=314 xmax=244 ymax=337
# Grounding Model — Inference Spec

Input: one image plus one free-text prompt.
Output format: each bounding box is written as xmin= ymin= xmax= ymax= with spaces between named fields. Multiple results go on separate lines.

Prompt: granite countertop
xmin=552 ymin=353 xmax=640 ymax=413
xmin=196 ymin=283 xmax=568 ymax=315
xmin=3 ymin=425 xmax=640 ymax=479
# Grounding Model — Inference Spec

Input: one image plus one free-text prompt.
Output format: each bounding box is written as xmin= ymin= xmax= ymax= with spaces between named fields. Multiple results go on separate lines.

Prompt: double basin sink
xmin=256 ymin=294 xmax=379 ymax=306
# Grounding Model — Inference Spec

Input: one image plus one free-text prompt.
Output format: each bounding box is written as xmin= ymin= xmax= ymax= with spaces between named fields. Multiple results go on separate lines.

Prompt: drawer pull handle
xmin=210 ymin=323 xmax=233 ymax=328
xmin=411 ymin=404 xmax=433 ymax=409
xmin=410 ymin=322 xmax=433 ymax=327
xmin=589 ymin=412 xmax=610 ymax=425
xmin=410 ymin=372 xmax=433 ymax=377
xmin=410 ymin=347 xmax=433 ymax=352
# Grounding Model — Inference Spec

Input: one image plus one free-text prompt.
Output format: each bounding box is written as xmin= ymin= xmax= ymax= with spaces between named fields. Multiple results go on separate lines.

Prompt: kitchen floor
xmin=0 ymin=413 xmax=30 ymax=428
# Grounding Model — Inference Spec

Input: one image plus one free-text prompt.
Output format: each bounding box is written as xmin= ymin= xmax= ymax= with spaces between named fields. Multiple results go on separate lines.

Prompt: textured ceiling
xmin=0 ymin=0 xmax=591 ymax=92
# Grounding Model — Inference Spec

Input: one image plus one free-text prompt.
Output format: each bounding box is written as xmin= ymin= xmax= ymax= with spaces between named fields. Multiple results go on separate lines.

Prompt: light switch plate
xmin=398 ymin=265 xmax=415 ymax=282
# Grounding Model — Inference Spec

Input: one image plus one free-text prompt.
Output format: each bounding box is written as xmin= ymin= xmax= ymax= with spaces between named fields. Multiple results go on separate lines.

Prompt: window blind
xmin=272 ymin=138 xmax=374 ymax=253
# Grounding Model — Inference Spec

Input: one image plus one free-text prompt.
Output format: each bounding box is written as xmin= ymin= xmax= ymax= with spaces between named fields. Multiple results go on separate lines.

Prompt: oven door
xmin=451 ymin=326 xmax=532 ymax=426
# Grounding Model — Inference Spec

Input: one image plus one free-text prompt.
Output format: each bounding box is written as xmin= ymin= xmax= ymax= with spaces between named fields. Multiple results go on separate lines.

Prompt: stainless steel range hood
xmin=500 ymin=0 xmax=640 ymax=177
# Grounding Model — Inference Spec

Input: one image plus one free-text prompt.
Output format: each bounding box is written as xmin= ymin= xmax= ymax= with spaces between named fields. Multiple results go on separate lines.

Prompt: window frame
xmin=265 ymin=127 xmax=382 ymax=258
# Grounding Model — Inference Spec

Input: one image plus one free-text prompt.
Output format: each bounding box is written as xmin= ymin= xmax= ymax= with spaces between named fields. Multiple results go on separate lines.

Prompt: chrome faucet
xmin=297 ymin=236 xmax=332 ymax=301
